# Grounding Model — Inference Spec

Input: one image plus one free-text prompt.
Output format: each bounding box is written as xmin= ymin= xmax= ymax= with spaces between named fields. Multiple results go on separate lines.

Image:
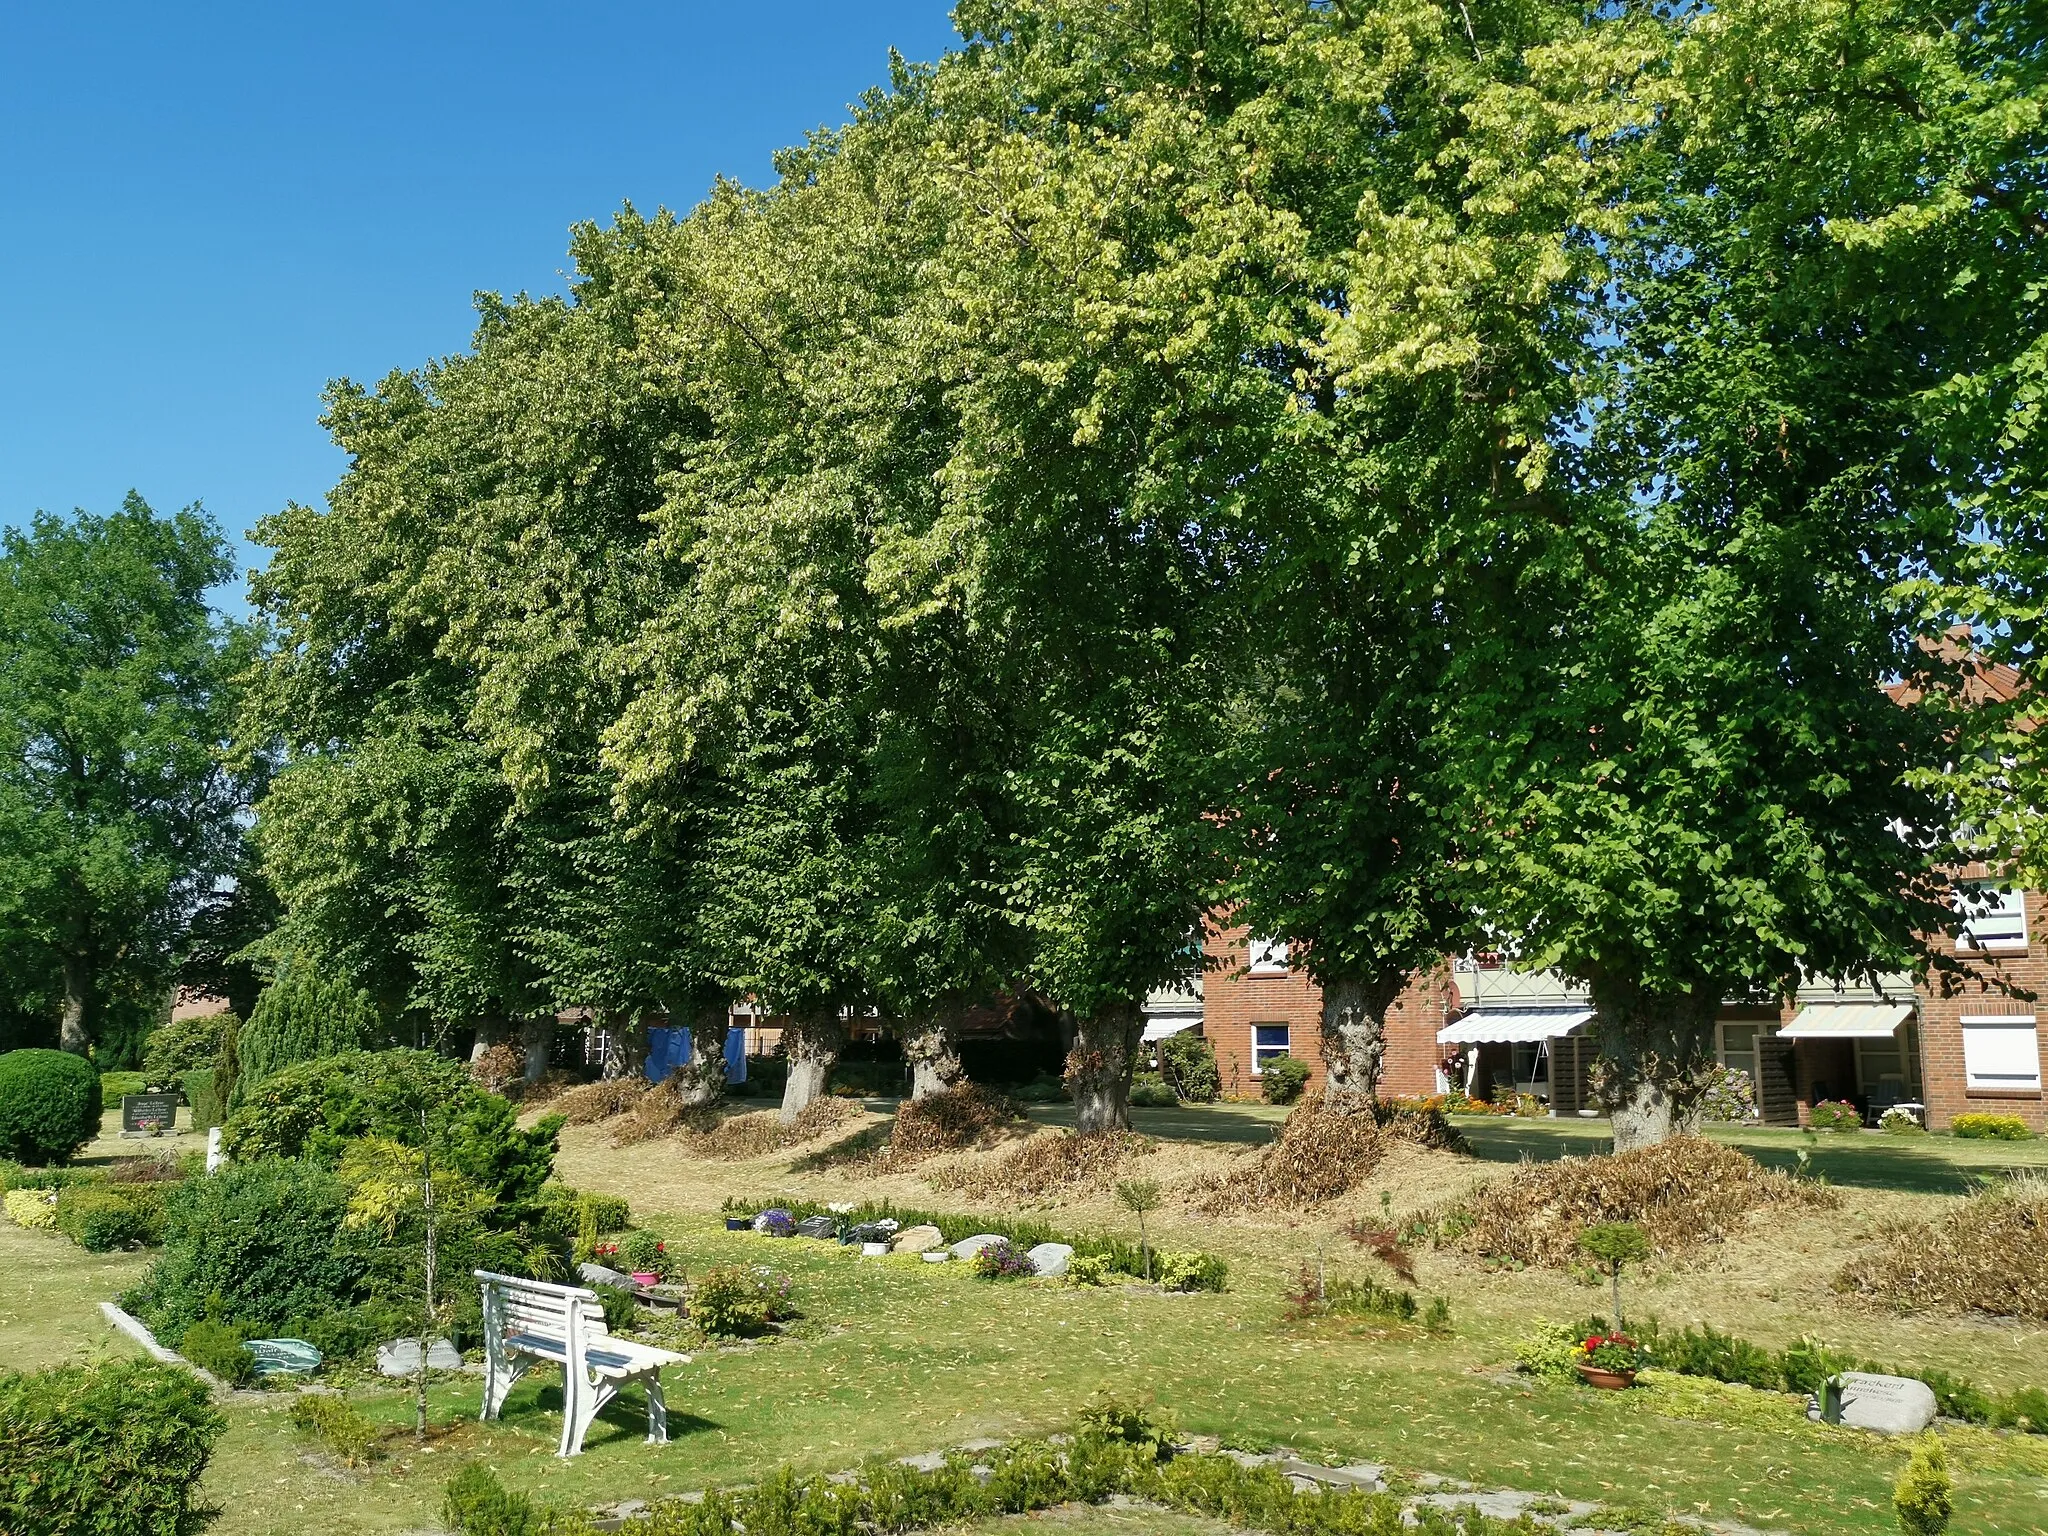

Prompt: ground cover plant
xmin=1443 ymin=1135 xmax=1834 ymax=1264
xmin=1837 ymin=1172 xmax=2048 ymax=1320
xmin=1950 ymin=1113 xmax=2034 ymax=1142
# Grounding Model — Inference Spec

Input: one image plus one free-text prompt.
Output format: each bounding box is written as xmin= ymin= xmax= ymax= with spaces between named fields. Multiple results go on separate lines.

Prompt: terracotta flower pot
xmin=1576 ymin=1363 xmax=1636 ymax=1390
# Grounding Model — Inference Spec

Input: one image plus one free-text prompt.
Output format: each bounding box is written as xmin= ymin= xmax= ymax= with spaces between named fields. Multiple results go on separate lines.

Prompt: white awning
xmin=1438 ymin=1008 xmax=1593 ymax=1046
xmin=1141 ymin=1017 xmax=1201 ymax=1042
xmin=1779 ymin=1002 xmax=1913 ymax=1040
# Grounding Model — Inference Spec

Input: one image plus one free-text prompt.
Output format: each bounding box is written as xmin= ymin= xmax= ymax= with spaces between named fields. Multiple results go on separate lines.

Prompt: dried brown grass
xmin=609 ymin=1074 xmax=719 ymax=1147
xmin=1838 ymin=1172 xmax=2048 ymax=1320
xmin=1450 ymin=1134 xmax=1836 ymax=1266
xmin=672 ymin=1097 xmax=863 ymax=1160
xmin=552 ymin=1078 xmax=648 ymax=1125
xmin=930 ymin=1128 xmax=1154 ymax=1200
xmin=884 ymin=1085 xmax=1021 ymax=1168
xmin=1185 ymin=1094 xmax=1386 ymax=1212
xmin=521 ymin=1069 xmax=586 ymax=1107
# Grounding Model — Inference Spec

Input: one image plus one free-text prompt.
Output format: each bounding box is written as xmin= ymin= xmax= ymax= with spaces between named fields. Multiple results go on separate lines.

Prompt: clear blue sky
xmin=0 ymin=2 xmax=961 ymax=604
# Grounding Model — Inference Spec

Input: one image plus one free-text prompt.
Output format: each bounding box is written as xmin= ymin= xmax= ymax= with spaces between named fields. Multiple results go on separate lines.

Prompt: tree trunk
xmin=469 ymin=1015 xmax=509 ymax=1065
xmin=519 ymin=1014 xmax=554 ymax=1087
xmin=779 ymin=1009 xmax=845 ymax=1124
xmin=58 ymin=953 xmax=91 ymax=1055
xmin=900 ymin=1009 xmax=966 ymax=1099
xmin=1588 ymin=978 xmax=1719 ymax=1152
xmin=1318 ymin=969 xmax=1405 ymax=1104
xmin=598 ymin=1010 xmax=648 ymax=1081
xmin=671 ymin=1000 xmax=732 ymax=1111
xmin=1065 ymin=1000 xmax=1144 ymax=1135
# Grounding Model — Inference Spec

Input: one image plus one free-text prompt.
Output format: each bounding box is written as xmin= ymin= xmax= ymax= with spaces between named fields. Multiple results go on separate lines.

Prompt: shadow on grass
xmin=1024 ymin=1102 xmax=1286 ymax=1146
xmin=489 ymin=1377 xmax=724 ymax=1451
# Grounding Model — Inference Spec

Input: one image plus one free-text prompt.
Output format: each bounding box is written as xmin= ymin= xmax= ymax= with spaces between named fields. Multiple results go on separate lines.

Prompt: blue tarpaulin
xmin=645 ymin=1024 xmax=749 ymax=1084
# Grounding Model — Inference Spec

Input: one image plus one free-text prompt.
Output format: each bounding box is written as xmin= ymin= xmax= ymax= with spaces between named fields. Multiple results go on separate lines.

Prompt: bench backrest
xmin=474 ymin=1269 xmax=608 ymax=1348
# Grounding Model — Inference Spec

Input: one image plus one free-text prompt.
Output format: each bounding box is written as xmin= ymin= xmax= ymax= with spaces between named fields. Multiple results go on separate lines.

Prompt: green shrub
xmin=593 ymin=1284 xmax=639 ymax=1333
xmin=179 ymin=1320 xmax=257 ymax=1387
xmin=222 ymin=1049 xmax=561 ymax=1207
xmin=691 ymin=1265 xmax=795 ymax=1337
xmin=181 ymin=1069 xmax=224 ymax=1131
xmin=0 ymin=1162 xmax=97 ymax=1192
xmin=0 ymin=1358 xmax=225 ymax=1536
xmin=231 ymin=967 xmax=379 ymax=1106
xmin=141 ymin=1012 xmax=237 ymax=1091
xmin=127 ymin=1159 xmax=373 ymax=1342
xmin=4 ymin=1187 xmax=58 ymax=1229
xmin=1157 ymin=1033 xmax=1221 ymax=1103
xmin=1066 ymin=1253 xmax=1116 ymax=1286
xmin=1514 ymin=1319 xmax=1585 ymax=1381
xmin=1075 ymin=1391 xmax=1178 ymax=1459
xmin=98 ymin=1071 xmax=148 ymax=1099
xmin=1894 ymin=1435 xmax=1952 ymax=1536
xmin=1258 ymin=1055 xmax=1310 ymax=1105
xmin=287 ymin=1393 xmax=385 ymax=1464
xmin=1155 ymin=1251 xmax=1228 ymax=1293
xmin=292 ymin=1299 xmax=413 ymax=1365
xmin=1128 ymin=1073 xmax=1178 ymax=1108
xmin=1951 ymin=1113 xmax=2033 ymax=1141
xmin=1647 ymin=1322 xmax=1785 ymax=1391
xmin=1808 ymin=1100 xmax=1862 ymax=1132
xmin=2002 ymin=1386 xmax=2048 ymax=1433
xmin=444 ymin=1463 xmax=558 ymax=1536
xmin=54 ymin=1185 xmax=159 ymax=1251
xmin=0 ymin=1050 xmax=103 ymax=1164
xmin=540 ymin=1184 xmax=629 ymax=1235
xmin=620 ymin=1228 xmax=669 ymax=1278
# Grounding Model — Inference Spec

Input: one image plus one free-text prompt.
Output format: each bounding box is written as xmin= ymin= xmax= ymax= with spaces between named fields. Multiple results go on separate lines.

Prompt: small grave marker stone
xmin=120 ymin=1093 xmax=179 ymax=1135
xmin=1835 ymin=1373 xmax=1938 ymax=1434
xmin=891 ymin=1224 xmax=943 ymax=1254
xmin=1025 ymin=1242 xmax=1074 ymax=1277
xmin=949 ymin=1233 xmax=1004 ymax=1260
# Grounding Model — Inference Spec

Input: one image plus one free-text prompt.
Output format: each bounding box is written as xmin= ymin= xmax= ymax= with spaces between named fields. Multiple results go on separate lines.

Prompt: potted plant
xmin=620 ymin=1229 xmax=669 ymax=1288
xmin=1574 ymin=1331 xmax=1646 ymax=1389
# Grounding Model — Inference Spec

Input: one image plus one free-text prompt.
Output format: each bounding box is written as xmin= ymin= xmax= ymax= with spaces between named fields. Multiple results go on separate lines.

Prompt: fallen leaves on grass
xmin=883 ymin=1085 xmax=1022 ymax=1167
xmin=930 ymin=1128 xmax=1154 ymax=1199
xmin=553 ymin=1078 xmax=648 ymax=1124
xmin=673 ymin=1097 xmax=864 ymax=1160
xmin=611 ymin=1073 xmax=720 ymax=1146
xmin=1838 ymin=1171 xmax=2048 ymax=1320
xmin=1447 ymin=1134 xmax=1835 ymax=1266
xmin=1185 ymin=1094 xmax=1386 ymax=1211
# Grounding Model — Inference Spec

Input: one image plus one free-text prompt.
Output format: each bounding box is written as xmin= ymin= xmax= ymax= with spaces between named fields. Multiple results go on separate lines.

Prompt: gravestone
xmin=579 ymin=1261 xmax=630 ymax=1287
xmin=376 ymin=1337 xmax=463 ymax=1377
xmin=795 ymin=1214 xmax=838 ymax=1239
xmin=1025 ymin=1242 xmax=1074 ymax=1278
xmin=1836 ymin=1373 xmax=1938 ymax=1434
xmin=121 ymin=1093 xmax=179 ymax=1134
xmin=892 ymin=1224 xmax=943 ymax=1254
xmin=949 ymin=1233 xmax=1005 ymax=1260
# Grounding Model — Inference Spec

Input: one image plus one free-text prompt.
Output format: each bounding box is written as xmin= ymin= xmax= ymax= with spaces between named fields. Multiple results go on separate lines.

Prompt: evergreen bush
xmin=141 ymin=1012 xmax=237 ymax=1090
xmin=287 ymin=1393 xmax=385 ymax=1464
xmin=0 ymin=1049 xmax=102 ymax=1164
xmin=1894 ymin=1436 xmax=1952 ymax=1536
xmin=182 ymin=1068 xmax=223 ymax=1131
xmin=0 ymin=1358 xmax=224 ymax=1536
xmin=1157 ymin=1033 xmax=1221 ymax=1103
xmin=178 ymin=1320 xmax=256 ymax=1387
xmin=1128 ymin=1072 xmax=1178 ymax=1107
xmin=53 ymin=1185 xmax=159 ymax=1251
xmin=230 ymin=968 xmax=379 ymax=1106
xmin=1258 ymin=1055 xmax=1310 ymax=1105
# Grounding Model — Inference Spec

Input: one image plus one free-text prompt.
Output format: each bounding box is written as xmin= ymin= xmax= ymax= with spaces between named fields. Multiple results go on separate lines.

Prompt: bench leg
xmin=560 ymin=1372 xmax=618 ymax=1458
xmin=645 ymin=1371 xmax=668 ymax=1445
xmin=480 ymin=1357 xmax=526 ymax=1422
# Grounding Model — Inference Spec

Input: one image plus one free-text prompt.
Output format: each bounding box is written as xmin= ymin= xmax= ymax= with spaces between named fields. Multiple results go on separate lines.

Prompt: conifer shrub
xmin=54 ymin=1184 xmax=160 ymax=1251
xmin=179 ymin=1320 xmax=257 ymax=1387
xmin=141 ymin=1012 xmax=237 ymax=1090
xmin=230 ymin=967 xmax=379 ymax=1106
xmin=1894 ymin=1436 xmax=1952 ymax=1536
xmin=287 ymin=1393 xmax=385 ymax=1464
xmin=0 ymin=1049 xmax=102 ymax=1164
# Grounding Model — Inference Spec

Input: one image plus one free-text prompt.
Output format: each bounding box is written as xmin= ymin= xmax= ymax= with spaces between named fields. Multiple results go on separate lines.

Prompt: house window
xmin=1961 ymin=1016 xmax=2042 ymax=1092
xmin=1854 ymin=1017 xmax=1921 ymax=1097
xmin=1718 ymin=1023 xmax=1760 ymax=1085
xmin=1252 ymin=1024 xmax=1290 ymax=1072
xmin=1247 ymin=937 xmax=1290 ymax=975
xmin=1960 ymin=888 xmax=2029 ymax=949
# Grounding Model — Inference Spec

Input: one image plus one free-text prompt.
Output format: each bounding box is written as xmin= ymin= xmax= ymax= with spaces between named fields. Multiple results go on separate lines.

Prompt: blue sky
xmin=0 ymin=3 xmax=961 ymax=605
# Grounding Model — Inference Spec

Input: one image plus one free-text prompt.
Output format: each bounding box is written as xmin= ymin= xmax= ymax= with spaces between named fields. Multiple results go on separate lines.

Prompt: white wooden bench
xmin=474 ymin=1270 xmax=690 ymax=1457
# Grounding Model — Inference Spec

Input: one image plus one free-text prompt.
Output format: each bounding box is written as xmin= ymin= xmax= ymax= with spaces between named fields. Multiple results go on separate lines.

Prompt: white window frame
xmin=1960 ymin=1015 xmax=2042 ymax=1092
xmin=1246 ymin=937 xmax=1290 ymax=975
xmin=1251 ymin=1023 xmax=1290 ymax=1074
xmin=1959 ymin=887 xmax=2029 ymax=950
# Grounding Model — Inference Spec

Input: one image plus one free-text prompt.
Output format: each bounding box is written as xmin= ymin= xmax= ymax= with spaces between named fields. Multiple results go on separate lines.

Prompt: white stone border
xmin=99 ymin=1301 xmax=227 ymax=1393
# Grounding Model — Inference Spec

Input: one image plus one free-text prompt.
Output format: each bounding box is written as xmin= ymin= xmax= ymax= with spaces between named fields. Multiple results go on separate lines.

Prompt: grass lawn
xmin=12 ymin=1101 xmax=2047 ymax=1536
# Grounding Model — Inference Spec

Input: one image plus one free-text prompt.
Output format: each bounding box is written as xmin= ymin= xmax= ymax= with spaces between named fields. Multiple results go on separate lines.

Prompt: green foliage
xmin=221 ymin=1049 xmax=561 ymax=1207
xmin=1808 ymin=1102 xmax=1863 ymax=1134
xmin=0 ymin=1049 xmax=102 ymax=1163
xmin=292 ymin=1299 xmax=413 ymax=1366
xmin=593 ymin=1284 xmax=638 ymax=1333
xmin=444 ymin=1463 xmax=569 ymax=1536
xmin=0 ymin=1358 xmax=225 ymax=1536
xmin=142 ymin=1012 xmax=236 ymax=1090
xmin=1579 ymin=1222 xmax=1651 ymax=1267
xmin=1065 ymin=1253 xmax=1115 ymax=1286
xmin=1258 ymin=1056 xmax=1310 ymax=1105
xmin=98 ymin=1070 xmax=147 ymax=1098
xmin=619 ymin=1229 xmax=668 ymax=1279
xmin=231 ymin=967 xmax=379 ymax=1105
xmin=1128 ymin=1072 xmax=1177 ymax=1107
xmin=179 ymin=1319 xmax=257 ymax=1387
xmin=181 ymin=1068 xmax=223 ymax=1131
xmin=1514 ymin=1320 xmax=1587 ymax=1382
xmin=539 ymin=1185 xmax=629 ymax=1236
xmin=1075 ymin=1392 xmax=1178 ymax=1460
xmin=287 ymin=1393 xmax=385 ymax=1465
xmin=1154 ymin=1252 xmax=1228 ymax=1294
xmin=0 ymin=497 xmax=249 ymax=1059
xmin=1880 ymin=1107 xmax=1927 ymax=1135
xmin=1894 ymin=1437 xmax=1952 ymax=1536
xmin=4 ymin=1187 xmax=57 ymax=1228
xmin=1951 ymin=1113 xmax=2033 ymax=1141
xmin=129 ymin=1158 xmax=374 ymax=1343
xmin=690 ymin=1265 xmax=795 ymax=1337
xmin=53 ymin=1184 xmax=159 ymax=1252
xmin=0 ymin=1161 xmax=96 ymax=1191
xmin=1156 ymin=1033 xmax=1220 ymax=1104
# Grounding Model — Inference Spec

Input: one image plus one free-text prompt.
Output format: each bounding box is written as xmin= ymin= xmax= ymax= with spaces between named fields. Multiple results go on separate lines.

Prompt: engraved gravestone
xmin=120 ymin=1093 xmax=179 ymax=1134
xmin=1836 ymin=1373 xmax=1938 ymax=1434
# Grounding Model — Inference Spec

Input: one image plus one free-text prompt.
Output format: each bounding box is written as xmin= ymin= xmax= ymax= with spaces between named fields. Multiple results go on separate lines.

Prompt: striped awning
xmin=1778 ymin=1002 xmax=1913 ymax=1040
xmin=1438 ymin=1008 xmax=1594 ymax=1046
xmin=1140 ymin=1017 xmax=1201 ymax=1043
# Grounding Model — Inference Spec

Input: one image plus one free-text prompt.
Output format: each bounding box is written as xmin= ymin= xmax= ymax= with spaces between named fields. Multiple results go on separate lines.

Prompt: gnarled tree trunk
xmin=900 ymin=1008 xmax=966 ymax=1099
xmin=1318 ymin=969 xmax=1406 ymax=1104
xmin=1588 ymin=978 xmax=1719 ymax=1151
xmin=58 ymin=953 xmax=92 ymax=1055
xmin=469 ymin=1015 xmax=510 ymax=1065
xmin=779 ymin=1008 xmax=845 ymax=1124
xmin=519 ymin=1014 xmax=554 ymax=1087
xmin=1064 ymin=1000 xmax=1144 ymax=1135
xmin=671 ymin=1000 xmax=733 ymax=1111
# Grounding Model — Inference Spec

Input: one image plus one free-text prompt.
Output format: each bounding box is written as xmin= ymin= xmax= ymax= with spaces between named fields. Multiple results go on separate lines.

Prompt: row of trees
xmin=6 ymin=0 xmax=2043 ymax=1145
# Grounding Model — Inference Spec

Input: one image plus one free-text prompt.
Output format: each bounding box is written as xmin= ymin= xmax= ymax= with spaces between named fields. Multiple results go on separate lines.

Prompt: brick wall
xmin=1199 ymin=917 xmax=1460 ymax=1100
xmin=1916 ymin=888 xmax=2047 ymax=1132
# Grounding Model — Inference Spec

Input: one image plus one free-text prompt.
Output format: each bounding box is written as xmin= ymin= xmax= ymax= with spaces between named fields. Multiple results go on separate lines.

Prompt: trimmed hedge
xmin=0 ymin=1358 xmax=225 ymax=1536
xmin=1259 ymin=1055 xmax=1310 ymax=1105
xmin=182 ymin=1068 xmax=224 ymax=1132
xmin=0 ymin=1050 xmax=103 ymax=1164
xmin=1952 ymin=1113 xmax=2034 ymax=1141
xmin=53 ymin=1184 xmax=162 ymax=1252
